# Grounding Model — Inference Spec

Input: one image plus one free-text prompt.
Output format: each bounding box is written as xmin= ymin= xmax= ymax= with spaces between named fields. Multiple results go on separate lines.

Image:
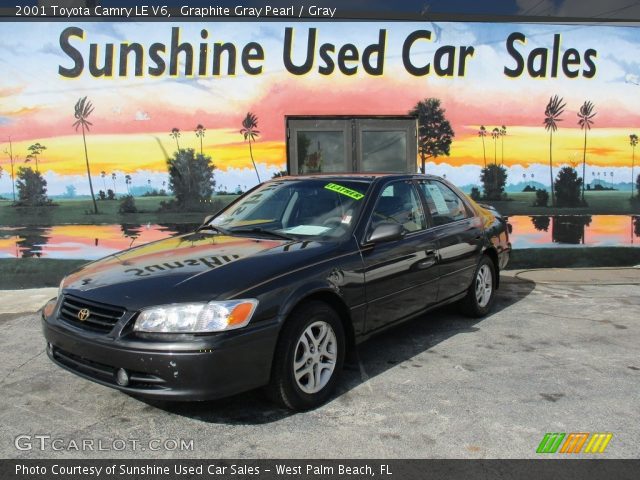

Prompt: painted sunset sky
xmin=1 ymin=21 xmax=639 ymax=194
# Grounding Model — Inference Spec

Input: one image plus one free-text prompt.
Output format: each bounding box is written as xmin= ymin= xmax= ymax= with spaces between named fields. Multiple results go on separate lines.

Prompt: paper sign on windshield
xmin=283 ymin=225 xmax=331 ymax=235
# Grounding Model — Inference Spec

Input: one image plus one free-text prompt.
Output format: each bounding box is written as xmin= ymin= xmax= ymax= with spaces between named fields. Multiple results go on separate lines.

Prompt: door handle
xmin=417 ymin=250 xmax=437 ymax=269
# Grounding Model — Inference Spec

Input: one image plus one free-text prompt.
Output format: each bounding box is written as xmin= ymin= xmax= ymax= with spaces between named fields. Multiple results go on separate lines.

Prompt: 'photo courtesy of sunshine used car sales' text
xmin=1 ymin=2 xmax=639 ymax=474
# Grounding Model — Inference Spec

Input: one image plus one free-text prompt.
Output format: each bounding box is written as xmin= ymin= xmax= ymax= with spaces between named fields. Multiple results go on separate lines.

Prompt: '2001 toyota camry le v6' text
xmin=42 ymin=173 xmax=511 ymax=410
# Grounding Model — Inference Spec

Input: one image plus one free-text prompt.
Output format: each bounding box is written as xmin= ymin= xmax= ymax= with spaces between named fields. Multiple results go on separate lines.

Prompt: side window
xmin=370 ymin=181 xmax=426 ymax=233
xmin=419 ymin=181 xmax=470 ymax=226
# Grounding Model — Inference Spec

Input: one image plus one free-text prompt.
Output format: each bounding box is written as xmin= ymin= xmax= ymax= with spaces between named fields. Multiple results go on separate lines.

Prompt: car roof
xmin=272 ymin=173 xmax=443 ymax=183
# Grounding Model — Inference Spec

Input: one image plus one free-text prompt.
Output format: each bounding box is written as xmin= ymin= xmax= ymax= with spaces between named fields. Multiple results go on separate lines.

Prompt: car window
xmin=418 ymin=180 xmax=470 ymax=226
xmin=369 ymin=181 xmax=426 ymax=234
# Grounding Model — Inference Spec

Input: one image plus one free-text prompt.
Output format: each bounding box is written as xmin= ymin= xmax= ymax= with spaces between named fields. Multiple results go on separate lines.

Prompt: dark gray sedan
xmin=42 ymin=173 xmax=511 ymax=410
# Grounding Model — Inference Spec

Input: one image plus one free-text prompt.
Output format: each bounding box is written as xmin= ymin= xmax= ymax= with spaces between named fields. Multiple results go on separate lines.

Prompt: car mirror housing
xmin=367 ymin=223 xmax=404 ymax=244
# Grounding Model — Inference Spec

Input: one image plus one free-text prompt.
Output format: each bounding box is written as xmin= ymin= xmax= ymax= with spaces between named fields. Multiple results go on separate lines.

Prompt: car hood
xmin=62 ymin=232 xmax=338 ymax=310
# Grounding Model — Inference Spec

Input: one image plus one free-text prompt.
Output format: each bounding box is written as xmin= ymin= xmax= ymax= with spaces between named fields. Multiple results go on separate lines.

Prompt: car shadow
xmin=140 ymin=275 xmax=535 ymax=424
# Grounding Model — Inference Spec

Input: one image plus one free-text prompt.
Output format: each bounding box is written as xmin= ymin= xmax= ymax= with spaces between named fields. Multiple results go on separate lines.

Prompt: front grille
xmin=51 ymin=346 xmax=167 ymax=390
xmin=59 ymin=295 xmax=126 ymax=333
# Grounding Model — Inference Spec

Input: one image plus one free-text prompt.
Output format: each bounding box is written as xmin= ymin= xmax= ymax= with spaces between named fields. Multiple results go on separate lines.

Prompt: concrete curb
xmin=0 ymin=288 xmax=56 ymax=314
xmin=505 ymin=266 xmax=640 ymax=285
xmin=2 ymin=267 xmax=639 ymax=314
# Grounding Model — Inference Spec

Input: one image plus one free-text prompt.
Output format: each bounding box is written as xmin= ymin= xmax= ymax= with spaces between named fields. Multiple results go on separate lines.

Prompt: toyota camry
xmin=42 ymin=173 xmax=511 ymax=410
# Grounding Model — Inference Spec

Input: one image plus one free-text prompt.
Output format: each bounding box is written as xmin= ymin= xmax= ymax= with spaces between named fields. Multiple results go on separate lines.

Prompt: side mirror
xmin=367 ymin=223 xmax=404 ymax=244
xmin=197 ymin=215 xmax=215 ymax=231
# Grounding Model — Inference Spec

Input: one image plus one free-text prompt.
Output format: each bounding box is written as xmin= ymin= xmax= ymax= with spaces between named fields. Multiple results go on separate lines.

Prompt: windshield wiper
xmin=195 ymin=224 xmax=230 ymax=235
xmin=230 ymin=227 xmax=296 ymax=241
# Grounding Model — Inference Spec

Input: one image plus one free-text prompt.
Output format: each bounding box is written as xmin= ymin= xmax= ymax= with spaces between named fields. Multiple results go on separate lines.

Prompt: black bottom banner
xmin=2 ymin=459 xmax=639 ymax=480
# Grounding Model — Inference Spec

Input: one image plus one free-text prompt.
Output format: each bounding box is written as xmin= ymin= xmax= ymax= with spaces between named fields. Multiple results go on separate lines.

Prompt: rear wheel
xmin=268 ymin=301 xmax=345 ymax=410
xmin=460 ymin=255 xmax=496 ymax=317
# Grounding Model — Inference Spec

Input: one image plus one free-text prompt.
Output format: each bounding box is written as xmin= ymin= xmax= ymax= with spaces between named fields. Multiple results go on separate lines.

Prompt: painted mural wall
xmin=1 ymin=21 xmax=640 ymax=262
xmin=0 ymin=21 xmax=638 ymax=194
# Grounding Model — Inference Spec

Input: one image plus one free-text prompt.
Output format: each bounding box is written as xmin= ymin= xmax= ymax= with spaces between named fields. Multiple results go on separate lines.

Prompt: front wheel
xmin=267 ymin=301 xmax=345 ymax=410
xmin=460 ymin=256 xmax=496 ymax=317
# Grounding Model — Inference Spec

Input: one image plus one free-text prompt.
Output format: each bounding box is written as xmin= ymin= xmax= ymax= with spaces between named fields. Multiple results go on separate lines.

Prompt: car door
xmin=360 ymin=180 xmax=440 ymax=333
xmin=417 ymin=179 xmax=483 ymax=302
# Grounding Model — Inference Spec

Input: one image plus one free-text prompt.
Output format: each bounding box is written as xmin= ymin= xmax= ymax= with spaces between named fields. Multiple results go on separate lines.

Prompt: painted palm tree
xmin=500 ymin=125 xmax=507 ymax=165
xmin=2 ymin=137 xmax=16 ymax=202
xmin=543 ymin=95 xmax=566 ymax=207
xmin=100 ymin=170 xmax=107 ymax=192
xmin=195 ymin=124 xmax=206 ymax=155
xmin=25 ymin=143 xmax=47 ymax=173
xmin=111 ymin=172 xmax=117 ymax=195
xmin=170 ymin=127 xmax=181 ymax=151
xmin=478 ymin=126 xmax=487 ymax=167
xmin=125 ymin=174 xmax=132 ymax=194
xmin=577 ymin=101 xmax=596 ymax=202
xmin=73 ymin=96 xmax=98 ymax=214
xmin=491 ymin=127 xmax=500 ymax=164
xmin=630 ymin=134 xmax=638 ymax=198
xmin=240 ymin=112 xmax=261 ymax=182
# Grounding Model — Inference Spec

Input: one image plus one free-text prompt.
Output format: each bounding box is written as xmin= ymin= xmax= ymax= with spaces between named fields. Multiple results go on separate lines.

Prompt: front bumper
xmin=42 ymin=312 xmax=280 ymax=401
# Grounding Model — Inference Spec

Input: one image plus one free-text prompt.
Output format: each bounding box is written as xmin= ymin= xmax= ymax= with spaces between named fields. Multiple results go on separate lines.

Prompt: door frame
xmin=286 ymin=115 xmax=418 ymax=174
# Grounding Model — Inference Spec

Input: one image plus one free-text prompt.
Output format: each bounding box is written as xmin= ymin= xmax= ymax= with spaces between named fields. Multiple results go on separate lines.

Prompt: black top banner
xmin=2 ymin=0 xmax=640 ymax=22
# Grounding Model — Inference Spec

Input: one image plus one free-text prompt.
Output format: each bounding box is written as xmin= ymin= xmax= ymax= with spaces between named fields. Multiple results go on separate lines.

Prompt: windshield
xmin=210 ymin=179 xmax=370 ymax=240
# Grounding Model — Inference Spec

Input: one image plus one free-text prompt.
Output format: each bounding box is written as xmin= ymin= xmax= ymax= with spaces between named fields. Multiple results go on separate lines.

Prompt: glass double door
xmin=287 ymin=118 xmax=417 ymax=174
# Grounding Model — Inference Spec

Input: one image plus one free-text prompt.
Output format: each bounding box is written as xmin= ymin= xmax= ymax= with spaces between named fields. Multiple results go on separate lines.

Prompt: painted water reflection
xmin=0 ymin=216 xmax=638 ymax=259
xmin=509 ymin=215 xmax=640 ymax=248
xmin=0 ymin=224 xmax=198 ymax=259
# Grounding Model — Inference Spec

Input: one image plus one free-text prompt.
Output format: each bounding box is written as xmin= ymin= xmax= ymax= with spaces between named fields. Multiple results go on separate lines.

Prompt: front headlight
xmin=58 ymin=278 xmax=65 ymax=299
xmin=133 ymin=299 xmax=258 ymax=333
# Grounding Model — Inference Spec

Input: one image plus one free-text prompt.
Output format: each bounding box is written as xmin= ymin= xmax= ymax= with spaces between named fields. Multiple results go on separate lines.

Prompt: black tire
xmin=267 ymin=301 xmax=345 ymax=410
xmin=460 ymin=255 xmax=497 ymax=318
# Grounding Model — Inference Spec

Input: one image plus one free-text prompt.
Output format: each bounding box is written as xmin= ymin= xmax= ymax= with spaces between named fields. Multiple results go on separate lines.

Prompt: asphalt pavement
xmin=0 ymin=268 xmax=638 ymax=458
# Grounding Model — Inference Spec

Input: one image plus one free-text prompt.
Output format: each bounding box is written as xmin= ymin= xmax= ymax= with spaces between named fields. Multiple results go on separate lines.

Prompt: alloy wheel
xmin=475 ymin=264 xmax=493 ymax=308
xmin=293 ymin=321 xmax=337 ymax=394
